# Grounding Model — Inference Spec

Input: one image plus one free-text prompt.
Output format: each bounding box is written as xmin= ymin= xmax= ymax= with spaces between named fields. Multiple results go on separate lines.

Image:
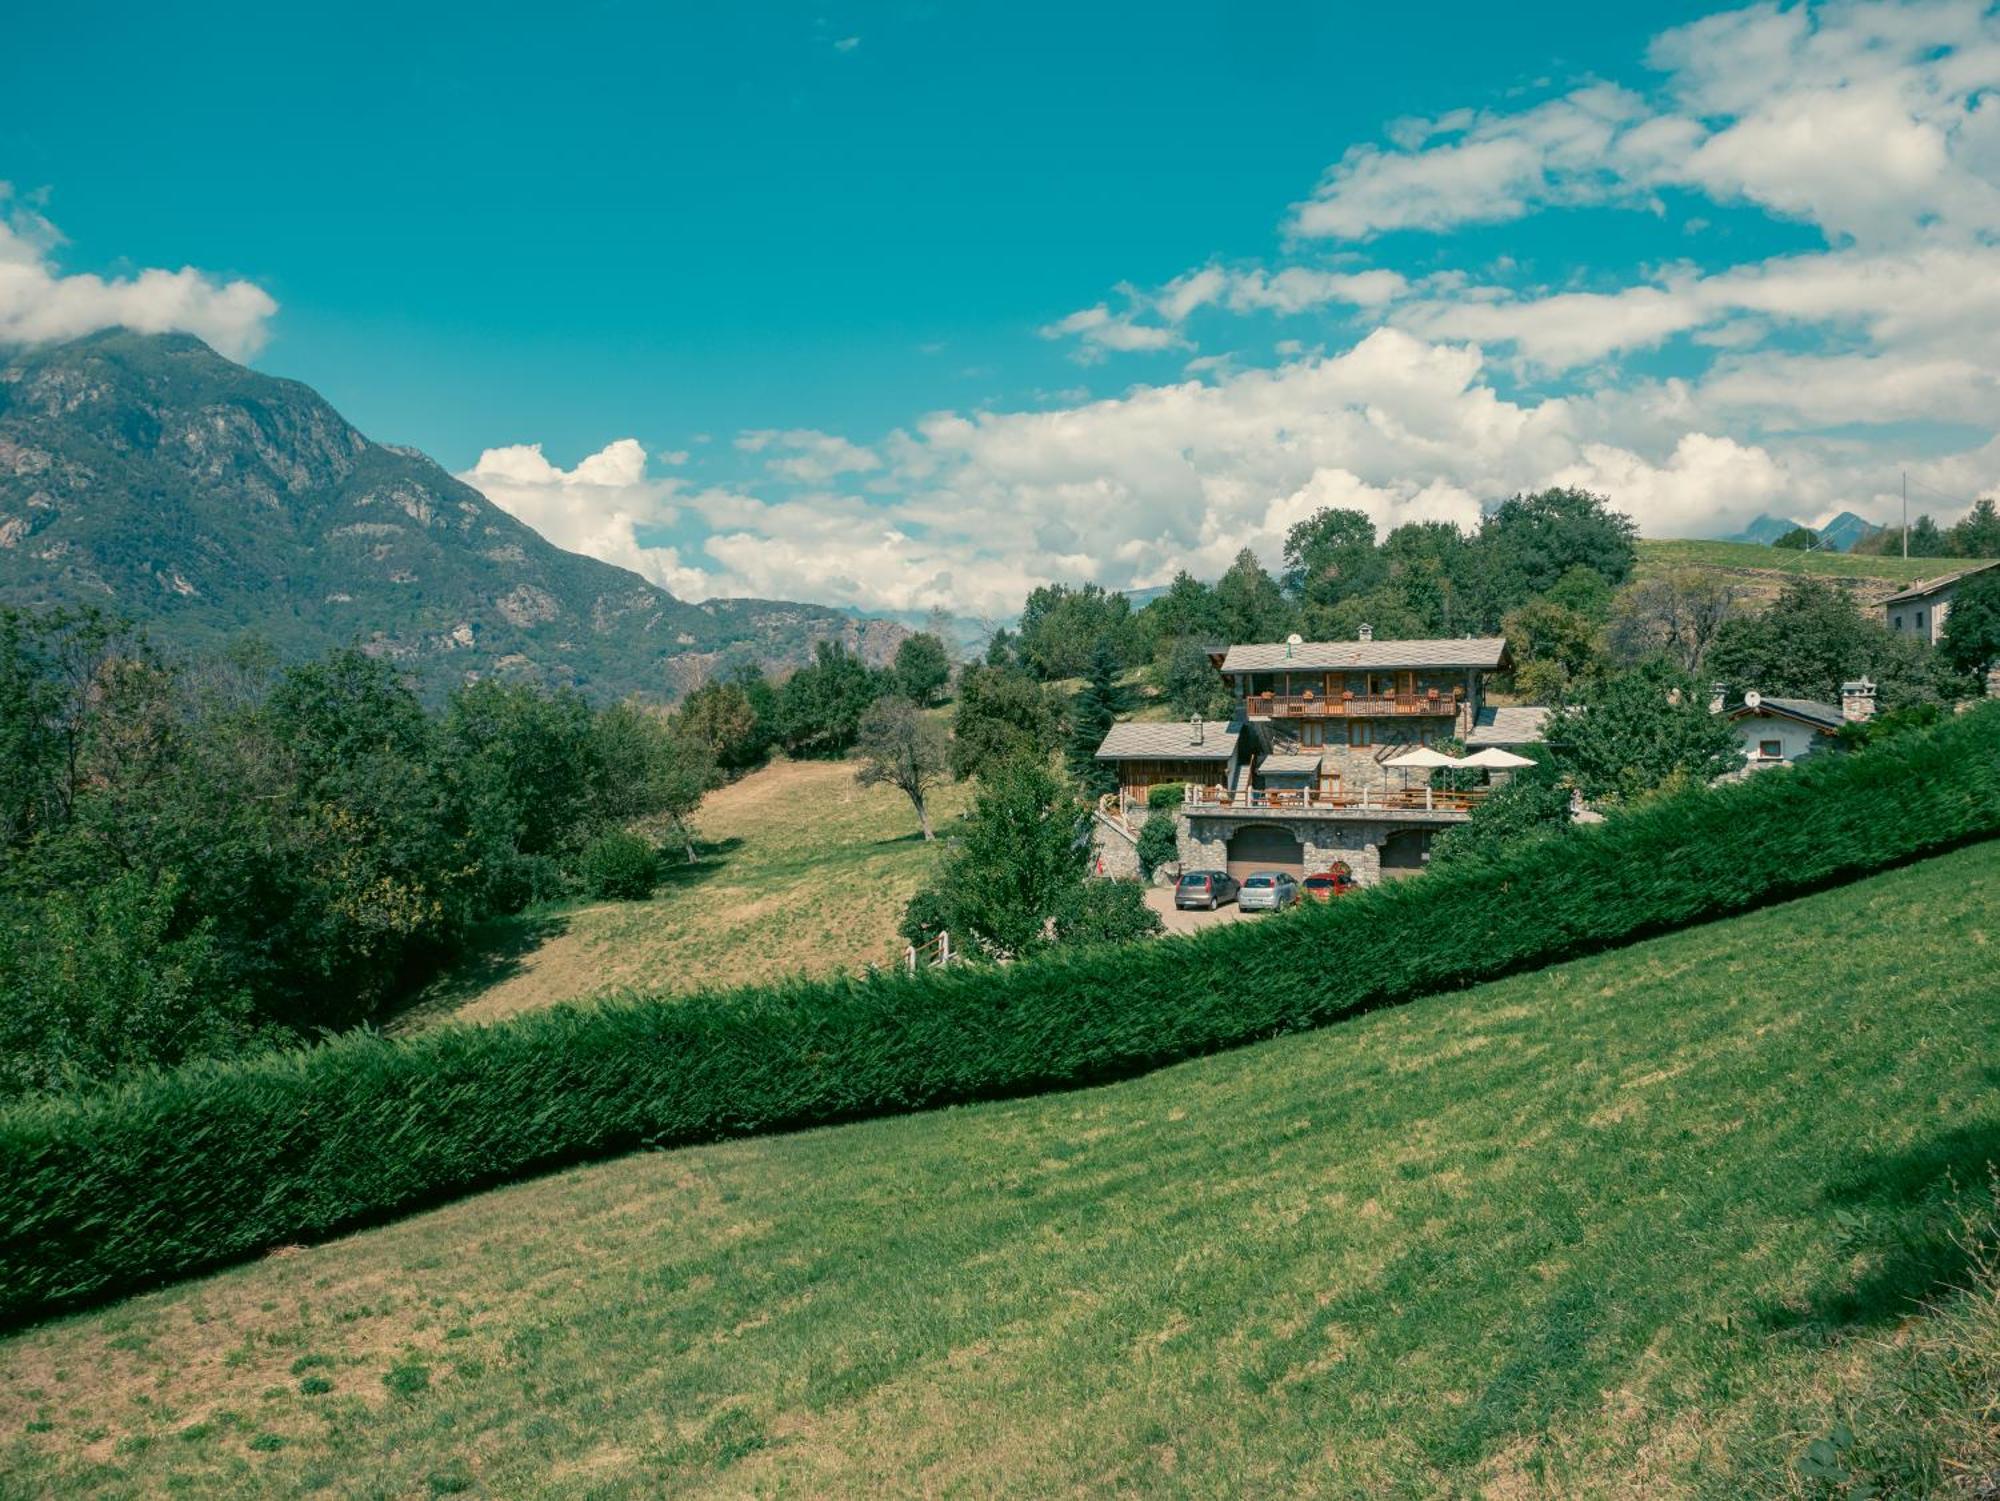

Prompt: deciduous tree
xmin=855 ymin=696 xmax=950 ymax=840
xmin=892 ymin=631 xmax=953 ymax=707
xmin=949 ymin=664 xmax=1060 ymax=780
xmin=1606 ymin=571 xmax=1742 ymax=674
xmin=1940 ymin=567 xmax=2000 ymax=676
xmin=1551 ymin=661 xmax=1742 ymax=802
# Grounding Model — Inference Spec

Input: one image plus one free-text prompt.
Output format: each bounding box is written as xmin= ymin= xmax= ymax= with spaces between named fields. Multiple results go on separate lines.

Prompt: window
xmin=1348 ymin=720 xmax=1372 ymax=747
xmin=1916 ymin=610 xmax=1926 ymax=632
xmin=1297 ymin=722 xmax=1324 ymax=747
xmin=1892 ymin=614 xmax=1903 ymax=630
xmin=1759 ymin=739 xmax=1783 ymax=760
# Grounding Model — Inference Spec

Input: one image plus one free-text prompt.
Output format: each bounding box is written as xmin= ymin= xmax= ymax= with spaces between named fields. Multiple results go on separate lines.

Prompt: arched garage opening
xmin=1379 ymin=828 xmax=1432 ymax=879
xmin=1226 ymin=824 xmax=1304 ymax=881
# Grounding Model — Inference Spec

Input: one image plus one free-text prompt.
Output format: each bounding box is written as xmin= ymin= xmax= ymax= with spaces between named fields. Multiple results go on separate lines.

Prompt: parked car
xmin=1174 ymin=870 xmax=1239 ymax=910
xmin=1302 ymin=869 xmax=1358 ymax=901
xmin=1237 ymin=871 xmax=1300 ymax=911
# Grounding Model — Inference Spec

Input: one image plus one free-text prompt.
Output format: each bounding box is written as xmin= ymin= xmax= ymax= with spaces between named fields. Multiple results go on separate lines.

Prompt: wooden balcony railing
xmin=1174 ymin=784 xmax=1491 ymax=816
xmin=1246 ymin=692 xmax=1462 ymax=719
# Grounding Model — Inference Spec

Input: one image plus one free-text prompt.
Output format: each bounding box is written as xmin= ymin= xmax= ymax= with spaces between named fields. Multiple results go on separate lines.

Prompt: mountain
xmin=0 ymin=331 xmax=902 ymax=700
xmin=1728 ymin=513 xmax=1810 ymax=545
xmin=1815 ymin=509 xmax=1879 ymax=552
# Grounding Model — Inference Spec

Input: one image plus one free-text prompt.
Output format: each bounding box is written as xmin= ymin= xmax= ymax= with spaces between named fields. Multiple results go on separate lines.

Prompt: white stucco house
xmin=1880 ymin=561 xmax=2000 ymax=646
xmin=1717 ymin=680 xmax=1875 ymax=772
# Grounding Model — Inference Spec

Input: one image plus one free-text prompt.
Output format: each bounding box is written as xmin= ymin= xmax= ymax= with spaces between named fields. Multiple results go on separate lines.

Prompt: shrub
xmin=1135 ymin=811 xmax=1181 ymax=878
xmin=1053 ymin=880 xmax=1164 ymax=946
xmin=578 ymin=833 xmax=660 ymax=901
xmin=1145 ymin=784 xmax=1185 ymax=811
xmin=1 ymin=706 xmax=1997 ymax=1326
xmin=896 ymin=883 xmax=957 ymax=951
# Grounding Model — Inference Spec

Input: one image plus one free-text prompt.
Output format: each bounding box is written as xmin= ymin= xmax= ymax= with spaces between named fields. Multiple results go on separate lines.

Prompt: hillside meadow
xmin=4 ymin=838 xmax=1996 ymax=1498
xmin=1633 ymin=538 xmax=1962 ymax=596
xmin=395 ymin=756 xmax=972 ymax=1029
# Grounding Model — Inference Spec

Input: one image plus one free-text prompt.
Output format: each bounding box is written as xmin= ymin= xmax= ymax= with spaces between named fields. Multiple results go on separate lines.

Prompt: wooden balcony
xmin=1176 ymin=784 xmax=1492 ymax=817
xmin=1245 ymin=692 xmax=1463 ymax=720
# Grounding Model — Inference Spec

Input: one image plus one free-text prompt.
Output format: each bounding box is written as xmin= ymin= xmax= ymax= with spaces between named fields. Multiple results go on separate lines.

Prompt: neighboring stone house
xmin=1093 ymin=719 xmax=1243 ymax=807
xmin=1880 ymin=561 xmax=2000 ymax=646
xmin=1095 ymin=627 xmax=1528 ymax=887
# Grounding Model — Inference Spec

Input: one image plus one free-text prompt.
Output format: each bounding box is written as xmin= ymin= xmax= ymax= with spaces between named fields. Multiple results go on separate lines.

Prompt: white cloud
xmin=0 ymin=189 xmax=277 ymax=359
xmin=1288 ymin=84 xmax=1655 ymax=240
xmin=735 ymin=427 xmax=883 ymax=482
xmin=472 ymin=1 xmax=2000 ymax=617
xmin=1546 ymin=432 xmax=1791 ymax=538
xmin=460 ymin=439 xmax=728 ymax=599
xmin=1038 ymin=302 xmax=1185 ymax=360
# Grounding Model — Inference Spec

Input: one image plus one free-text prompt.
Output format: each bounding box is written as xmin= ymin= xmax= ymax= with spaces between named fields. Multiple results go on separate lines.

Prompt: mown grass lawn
xmin=394 ymin=756 xmax=975 ymax=1029
xmin=4 ymin=842 xmax=1997 ymax=1498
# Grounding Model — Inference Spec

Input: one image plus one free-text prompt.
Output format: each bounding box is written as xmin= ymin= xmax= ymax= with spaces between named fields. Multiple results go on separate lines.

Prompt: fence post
xmin=905 ymin=944 xmax=916 ymax=975
xmin=939 ymin=931 xmax=951 ymax=967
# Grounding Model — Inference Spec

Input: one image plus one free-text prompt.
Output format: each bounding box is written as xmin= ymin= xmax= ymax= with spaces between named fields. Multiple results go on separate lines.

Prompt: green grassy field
xmin=6 ymin=839 xmax=1996 ymax=1498
xmin=1635 ymin=538 xmax=1965 ymax=588
xmin=393 ymin=755 xmax=974 ymax=1029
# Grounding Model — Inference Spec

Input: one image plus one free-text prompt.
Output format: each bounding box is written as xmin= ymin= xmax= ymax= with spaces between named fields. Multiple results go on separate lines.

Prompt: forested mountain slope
xmin=0 ymin=331 xmax=900 ymax=699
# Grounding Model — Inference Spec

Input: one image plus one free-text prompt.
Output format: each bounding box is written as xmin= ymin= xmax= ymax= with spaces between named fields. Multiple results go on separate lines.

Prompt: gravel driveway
xmin=1144 ymin=885 xmax=1261 ymax=935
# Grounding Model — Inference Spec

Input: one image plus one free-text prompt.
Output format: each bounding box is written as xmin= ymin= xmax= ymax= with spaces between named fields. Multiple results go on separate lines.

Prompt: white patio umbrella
xmin=1379 ymin=745 xmax=1470 ymax=809
xmin=1380 ymin=747 xmax=1468 ymax=769
xmin=1461 ymin=747 xmax=1537 ymax=769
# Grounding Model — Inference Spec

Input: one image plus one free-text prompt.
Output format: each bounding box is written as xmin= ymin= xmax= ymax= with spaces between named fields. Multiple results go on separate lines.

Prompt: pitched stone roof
xmin=1879 ymin=559 xmax=2000 ymax=606
xmin=1219 ymin=636 xmax=1509 ymax=673
xmin=1466 ymin=705 xmax=1552 ymax=747
xmin=1257 ymin=753 xmax=1323 ymax=775
xmin=1095 ymin=719 xmax=1239 ymax=761
xmin=1728 ymin=695 xmax=1844 ymax=732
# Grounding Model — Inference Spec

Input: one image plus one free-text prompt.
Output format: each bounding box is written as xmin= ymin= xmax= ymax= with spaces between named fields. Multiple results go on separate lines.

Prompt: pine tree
xmin=1065 ymin=636 xmax=1126 ymax=796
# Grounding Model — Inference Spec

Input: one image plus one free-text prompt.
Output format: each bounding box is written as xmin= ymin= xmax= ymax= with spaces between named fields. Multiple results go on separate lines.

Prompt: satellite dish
xmin=1744 ymin=690 xmax=1762 ymax=709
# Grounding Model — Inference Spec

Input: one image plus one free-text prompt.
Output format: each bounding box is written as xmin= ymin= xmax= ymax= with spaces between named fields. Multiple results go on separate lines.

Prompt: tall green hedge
xmin=5 ymin=706 xmax=1999 ymax=1326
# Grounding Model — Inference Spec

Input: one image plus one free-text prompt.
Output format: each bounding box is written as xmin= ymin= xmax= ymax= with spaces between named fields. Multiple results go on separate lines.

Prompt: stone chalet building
xmin=1093 ymin=628 xmax=1544 ymax=886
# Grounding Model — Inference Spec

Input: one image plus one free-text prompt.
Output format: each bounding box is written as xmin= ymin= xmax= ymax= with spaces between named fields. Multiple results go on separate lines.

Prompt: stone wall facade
xmin=1254 ymin=700 xmax=1473 ymax=795
xmin=1182 ymin=814 xmax=1403 ymax=885
xmin=1090 ymin=812 xmax=1146 ymax=881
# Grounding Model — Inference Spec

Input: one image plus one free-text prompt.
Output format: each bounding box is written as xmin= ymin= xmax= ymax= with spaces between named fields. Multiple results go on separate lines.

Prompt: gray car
xmin=1174 ymin=870 xmax=1239 ymax=910
xmin=1237 ymin=870 xmax=1300 ymax=911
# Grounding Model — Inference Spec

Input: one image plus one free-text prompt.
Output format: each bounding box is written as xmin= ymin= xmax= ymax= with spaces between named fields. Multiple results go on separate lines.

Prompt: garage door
xmin=1227 ymin=824 xmax=1304 ymax=880
xmin=1379 ymin=828 xmax=1431 ymax=878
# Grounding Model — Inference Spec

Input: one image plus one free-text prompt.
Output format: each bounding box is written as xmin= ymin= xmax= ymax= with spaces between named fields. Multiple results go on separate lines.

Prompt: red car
xmin=1301 ymin=869 xmax=1358 ymax=901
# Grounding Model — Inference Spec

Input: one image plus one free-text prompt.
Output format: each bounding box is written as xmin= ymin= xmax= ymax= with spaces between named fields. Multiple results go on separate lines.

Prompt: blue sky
xmin=4 ymin=1 xmax=1998 ymax=614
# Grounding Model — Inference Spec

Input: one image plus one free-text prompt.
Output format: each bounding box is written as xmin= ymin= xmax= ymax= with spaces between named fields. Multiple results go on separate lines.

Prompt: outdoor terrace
xmin=1099 ymin=783 xmax=1491 ymax=832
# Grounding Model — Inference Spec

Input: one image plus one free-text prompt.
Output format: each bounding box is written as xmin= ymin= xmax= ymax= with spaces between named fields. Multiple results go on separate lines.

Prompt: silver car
xmin=1237 ymin=871 xmax=1300 ymax=911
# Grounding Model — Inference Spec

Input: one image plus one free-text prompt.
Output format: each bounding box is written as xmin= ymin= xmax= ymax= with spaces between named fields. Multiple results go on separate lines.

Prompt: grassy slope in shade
xmin=3 ymin=704 xmax=1998 ymax=1328
xmin=3 ymin=842 xmax=1997 ymax=1497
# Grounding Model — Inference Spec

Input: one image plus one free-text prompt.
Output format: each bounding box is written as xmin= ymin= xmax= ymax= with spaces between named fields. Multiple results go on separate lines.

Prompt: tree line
xmin=1851 ymin=496 xmax=2000 ymax=559
xmin=0 ymin=608 xmax=745 ymax=1096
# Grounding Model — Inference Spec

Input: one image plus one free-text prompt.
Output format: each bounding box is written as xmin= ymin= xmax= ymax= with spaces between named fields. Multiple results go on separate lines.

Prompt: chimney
xmin=1190 ymin=715 xmax=1204 ymax=746
xmin=1708 ymin=682 xmax=1727 ymax=714
xmin=1841 ymin=678 xmax=1877 ymax=723
xmin=1358 ymin=622 xmax=1373 ymax=642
